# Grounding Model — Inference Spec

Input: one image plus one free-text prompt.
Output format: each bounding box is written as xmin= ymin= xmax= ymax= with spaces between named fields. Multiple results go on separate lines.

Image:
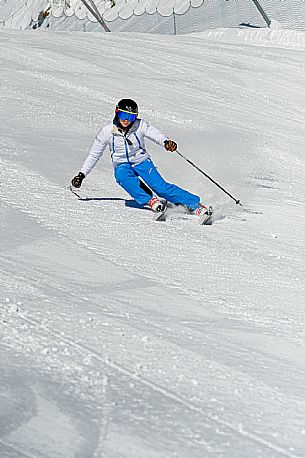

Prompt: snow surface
xmin=1 ymin=25 xmax=305 ymax=458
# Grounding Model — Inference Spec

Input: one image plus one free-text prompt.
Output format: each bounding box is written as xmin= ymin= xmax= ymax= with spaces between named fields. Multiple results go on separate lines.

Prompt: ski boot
xmin=148 ymin=197 xmax=165 ymax=213
xmin=195 ymin=204 xmax=213 ymax=225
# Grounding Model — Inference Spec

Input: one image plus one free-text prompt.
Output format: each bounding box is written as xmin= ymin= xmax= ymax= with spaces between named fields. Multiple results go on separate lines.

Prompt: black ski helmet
xmin=116 ymin=99 xmax=138 ymax=115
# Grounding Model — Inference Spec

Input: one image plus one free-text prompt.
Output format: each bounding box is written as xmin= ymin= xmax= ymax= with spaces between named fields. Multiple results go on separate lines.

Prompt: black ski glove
xmin=164 ymin=140 xmax=177 ymax=152
xmin=71 ymin=172 xmax=85 ymax=188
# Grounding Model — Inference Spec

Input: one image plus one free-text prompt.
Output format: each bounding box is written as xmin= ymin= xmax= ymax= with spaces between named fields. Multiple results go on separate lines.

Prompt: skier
xmin=71 ymin=99 xmax=209 ymax=216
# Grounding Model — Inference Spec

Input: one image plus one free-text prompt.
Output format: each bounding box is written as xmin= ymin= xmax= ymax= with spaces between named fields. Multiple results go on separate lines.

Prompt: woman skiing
xmin=71 ymin=99 xmax=208 ymax=216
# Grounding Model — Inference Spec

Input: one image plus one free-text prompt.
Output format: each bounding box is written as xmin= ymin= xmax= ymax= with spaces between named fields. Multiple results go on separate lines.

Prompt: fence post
xmin=80 ymin=0 xmax=111 ymax=32
xmin=173 ymin=8 xmax=177 ymax=35
xmin=251 ymin=0 xmax=271 ymax=27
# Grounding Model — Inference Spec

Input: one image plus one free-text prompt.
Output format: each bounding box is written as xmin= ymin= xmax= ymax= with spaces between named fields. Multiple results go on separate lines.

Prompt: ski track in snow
xmin=2 ymin=157 xmax=304 ymax=340
xmin=1 ymin=28 xmax=305 ymax=458
xmin=3 ymin=310 xmax=305 ymax=458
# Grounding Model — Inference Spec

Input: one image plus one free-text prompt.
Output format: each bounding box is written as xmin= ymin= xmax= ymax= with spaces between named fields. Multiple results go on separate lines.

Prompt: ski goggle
xmin=116 ymin=108 xmax=137 ymax=122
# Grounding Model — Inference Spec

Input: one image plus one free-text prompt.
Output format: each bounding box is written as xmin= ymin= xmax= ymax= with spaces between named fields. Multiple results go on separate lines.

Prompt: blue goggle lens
xmin=117 ymin=110 xmax=137 ymax=122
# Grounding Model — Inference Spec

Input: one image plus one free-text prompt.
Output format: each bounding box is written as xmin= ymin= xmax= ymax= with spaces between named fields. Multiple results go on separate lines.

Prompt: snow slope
xmin=1 ymin=27 xmax=305 ymax=457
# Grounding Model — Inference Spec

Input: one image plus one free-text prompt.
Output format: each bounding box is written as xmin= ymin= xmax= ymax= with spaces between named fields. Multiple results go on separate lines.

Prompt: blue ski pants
xmin=114 ymin=158 xmax=200 ymax=209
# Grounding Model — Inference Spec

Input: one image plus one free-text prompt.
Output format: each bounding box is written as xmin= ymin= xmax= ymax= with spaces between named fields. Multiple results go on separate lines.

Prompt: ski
xmin=153 ymin=205 xmax=168 ymax=222
xmin=153 ymin=204 xmax=214 ymax=225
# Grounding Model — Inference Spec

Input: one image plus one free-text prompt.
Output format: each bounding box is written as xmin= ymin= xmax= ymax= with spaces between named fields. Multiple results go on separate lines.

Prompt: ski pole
xmin=176 ymin=149 xmax=242 ymax=206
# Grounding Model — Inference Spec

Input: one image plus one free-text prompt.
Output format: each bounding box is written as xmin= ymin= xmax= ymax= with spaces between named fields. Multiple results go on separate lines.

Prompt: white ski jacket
xmin=80 ymin=118 xmax=168 ymax=176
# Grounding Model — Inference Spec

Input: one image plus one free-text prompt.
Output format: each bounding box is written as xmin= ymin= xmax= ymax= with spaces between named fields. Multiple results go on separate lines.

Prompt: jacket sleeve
xmin=141 ymin=120 xmax=168 ymax=147
xmin=80 ymin=126 xmax=110 ymax=176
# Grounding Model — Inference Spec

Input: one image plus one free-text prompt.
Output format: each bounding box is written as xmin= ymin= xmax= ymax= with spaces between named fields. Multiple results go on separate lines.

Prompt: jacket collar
xmin=112 ymin=125 xmax=125 ymax=136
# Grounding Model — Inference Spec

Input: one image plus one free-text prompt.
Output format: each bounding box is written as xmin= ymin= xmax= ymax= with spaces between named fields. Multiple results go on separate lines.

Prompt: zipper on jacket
xmin=124 ymin=135 xmax=131 ymax=163
xmin=111 ymin=136 xmax=115 ymax=162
